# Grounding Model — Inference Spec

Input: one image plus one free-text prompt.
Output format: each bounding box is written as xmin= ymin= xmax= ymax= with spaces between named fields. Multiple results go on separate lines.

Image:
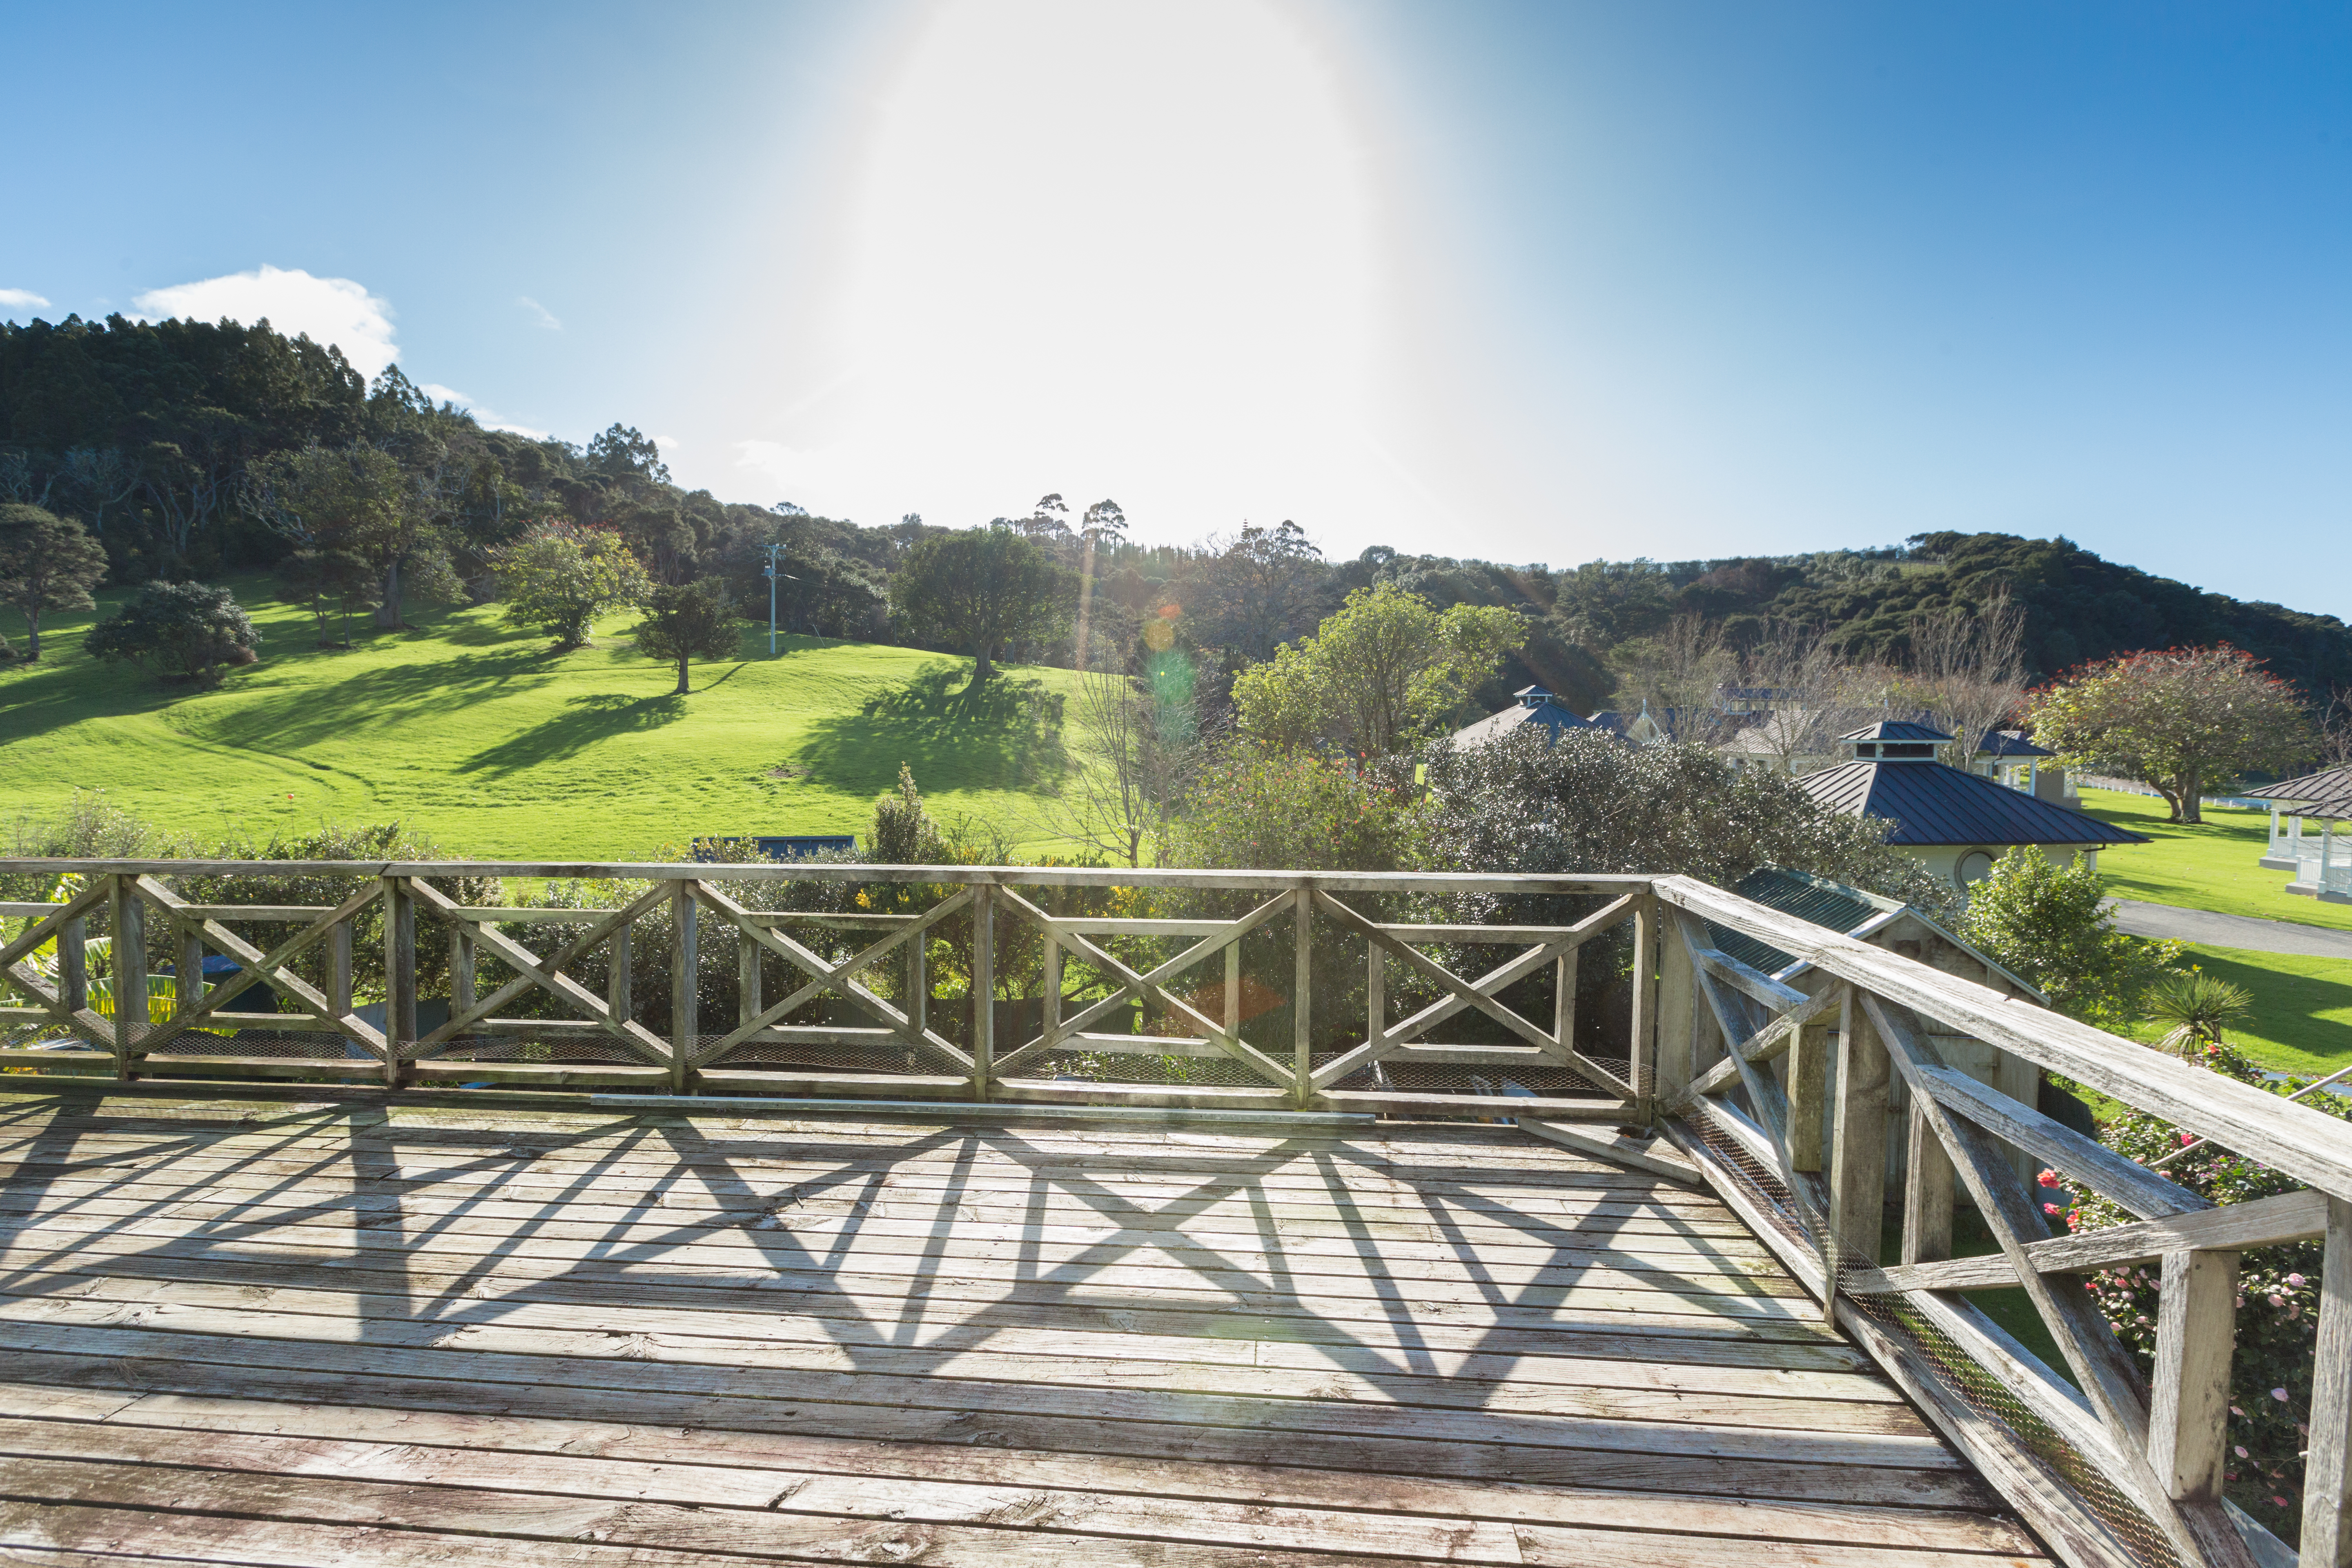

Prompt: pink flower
xmin=2274 ymin=1497 xmax=2291 ymax=1508
xmin=2287 ymin=1273 xmax=2306 ymax=1287
xmin=2232 ymin=1406 xmax=2245 ymax=1417
xmin=2270 ymin=1295 xmax=2285 ymax=1308
xmin=2272 ymin=1388 xmax=2290 ymax=1402
xmin=2043 ymin=1202 xmax=2062 ymax=1216
xmin=2236 ymin=1446 xmax=2249 ymax=1459
xmin=2037 ymin=1169 xmax=2060 ymax=1187
xmin=2179 ymin=1131 xmax=2196 ymax=1146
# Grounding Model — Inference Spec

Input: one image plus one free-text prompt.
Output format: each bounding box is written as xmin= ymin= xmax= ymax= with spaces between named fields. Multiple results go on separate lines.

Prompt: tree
xmin=1160 ymin=748 xmax=1415 ymax=874
xmin=870 ymin=764 xmax=954 ymax=864
xmin=84 ymin=581 xmax=261 ymax=686
xmin=0 ymin=505 xmax=108 ymax=660
xmin=1734 ymin=618 xmax=1888 ymax=772
xmin=1956 ymin=848 xmax=2179 ymax=1029
xmin=1072 ymin=498 xmax=1126 ymax=671
xmin=889 ymin=525 xmax=1070 ymax=693
xmin=1186 ymin=520 xmax=1325 ymax=662
xmin=1897 ymin=586 xmax=2028 ymax=758
xmin=586 ymin=423 xmax=671 ymax=484
xmin=490 ymin=523 xmax=653 ymax=649
xmin=1231 ymin=582 xmax=1526 ymax=756
xmin=2027 ymin=645 xmax=2314 ymax=823
xmin=634 ymin=578 xmax=737 ymax=694
xmin=276 ymin=548 xmax=379 ymax=647
xmin=1416 ymin=726 xmax=1959 ymax=920
xmin=1603 ymin=612 xmax=1737 ymax=738
xmin=1057 ymin=664 xmax=1200 ymax=866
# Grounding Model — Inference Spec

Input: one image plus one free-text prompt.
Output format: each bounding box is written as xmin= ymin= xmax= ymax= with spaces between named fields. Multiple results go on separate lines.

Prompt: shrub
xmin=1957 ymin=847 xmax=2180 ymax=1029
xmin=83 ymin=581 xmax=261 ymax=685
xmin=1160 ymin=748 xmax=1416 ymax=874
xmin=2058 ymin=1038 xmax=2349 ymax=1544
xmin=1413 ymin=726 xmax=1958 ymax=918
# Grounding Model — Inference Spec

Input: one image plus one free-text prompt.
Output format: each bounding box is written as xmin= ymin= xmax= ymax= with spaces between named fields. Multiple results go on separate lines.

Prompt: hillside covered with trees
xmin=6 ymin=312 xmax=2348 ymax=723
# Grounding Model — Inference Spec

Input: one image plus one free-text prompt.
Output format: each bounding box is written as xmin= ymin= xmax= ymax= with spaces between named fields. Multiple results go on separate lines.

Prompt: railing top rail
xmin=1654 ymin=873 xmax=2352 ymax=1203
xmin=0 ymin=860 xmax=1649 ymax=895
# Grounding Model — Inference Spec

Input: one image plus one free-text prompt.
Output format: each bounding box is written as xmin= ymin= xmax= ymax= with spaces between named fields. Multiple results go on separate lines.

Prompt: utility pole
xmin=763 ymin=543 xmax=797 ymax=656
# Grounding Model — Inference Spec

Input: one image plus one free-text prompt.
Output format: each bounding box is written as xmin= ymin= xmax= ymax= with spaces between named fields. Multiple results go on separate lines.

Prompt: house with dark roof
xmin=1968 ymin=728 xmax=2076 ymax=808
xmin=2248 ymin=764 xmax=2352 ymax=904
xmin=1795 ymin=720 xmax=2146 ymax=891
xmin=1446 ymin=686 xmax=1609 ymax=751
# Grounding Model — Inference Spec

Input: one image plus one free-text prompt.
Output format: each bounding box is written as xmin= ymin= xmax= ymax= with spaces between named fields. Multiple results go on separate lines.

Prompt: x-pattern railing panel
xmin=13 ymin=857 xmax=2352 ymax=1567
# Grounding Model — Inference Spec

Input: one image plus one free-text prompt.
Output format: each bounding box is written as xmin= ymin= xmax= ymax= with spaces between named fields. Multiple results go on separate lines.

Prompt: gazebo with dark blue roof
xmin=1447 ymin=686 xmax=1609 ymax=750
xmin=1798 ymin=720 xmax=2146 ymax=891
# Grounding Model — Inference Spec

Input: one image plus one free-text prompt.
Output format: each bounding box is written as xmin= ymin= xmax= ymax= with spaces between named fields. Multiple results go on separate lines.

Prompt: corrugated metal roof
xmin=1448 ymin=699 xmax=1606 ymax=751
xmin=1975 ymin=729 xmax=2054 ymax=759
xmin=1708 ymin=868 xmax=1884 ymax=974
xmin=2248 ymin=765 xmax=2352 ymax=820
xmin=1798 ymin=760 xmax=2149 ymax=846
xmin=1839 ymin=719 xmax=1955 ymax=743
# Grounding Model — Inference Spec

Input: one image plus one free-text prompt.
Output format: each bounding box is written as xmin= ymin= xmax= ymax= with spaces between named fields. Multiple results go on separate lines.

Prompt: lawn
xmin=2110 ymin=944 xmax=2352 ymax=1080
xmin=0 ymin=575 xmax=1094 ymax=861
xmin=2081 ymin=787 xmax=2352 ymax=933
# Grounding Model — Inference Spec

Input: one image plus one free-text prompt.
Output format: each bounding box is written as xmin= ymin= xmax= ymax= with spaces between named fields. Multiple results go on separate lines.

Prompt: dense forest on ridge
xmin=4 ymin=311 xmax=2348 ymax=717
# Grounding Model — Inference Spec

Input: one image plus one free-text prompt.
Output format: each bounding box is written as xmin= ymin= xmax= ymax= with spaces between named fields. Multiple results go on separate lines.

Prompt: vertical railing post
xmin=449 ymin=923 xmax=475 ymax=1050
xmin=2147 ymin=1247 xmax=2238 ymax=1504
xmin=1826 ymin=985 xmax=1890 ymax=1313
xmin=906 ymin=920 xmax=926 ymax=1047
xmin=1788 ymin=1006 xmax=1829 ymax=1173
xmin=1631 ymin=893 xmax=1658 ymax=1115
xmin=737 ymin=924 xmax=762 ymax=1037
xmin=1551 ymin=947 xmax=1577 ymax=1062
xmin=1224 ymin=942 xmax=1241 ymax=1042
xmin=1366 ymin=941 xmax=1383 ymax=1055
xmin=970 ymin=884 xmax=994 ymax=1100
xmin=109 ymin=875 xmax=144 ymax=1081
xmin=1292 ymin=886 xmax=1313 ymax=1107
xmin=670 ymin=881 xmax=697 ymax=1096
xmin=608 ymin=921 xmax=633 ymax=1032
xmin=1902 ymin=1100 xmax=1956 ymax=1264
xmin=1042 ymin=927 xmax=1061 ymax=1043
xmin=1651 ymin=898 xmax=1695 ymax=1118
xmin=2304 ymin=1200 xmax=2352 ymax=1563
xmin=327 ymin=919 xmax=352 ymax=1022
xmin=382 ymin=877 xmax=414 ymax=1091
xmin=58 ymin=914 xmax=87 ymax=1020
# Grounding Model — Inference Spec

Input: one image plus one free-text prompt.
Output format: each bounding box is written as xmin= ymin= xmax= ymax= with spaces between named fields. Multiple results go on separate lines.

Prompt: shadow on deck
xmin=0 ymin=1092 xmax=2047 ymax=1566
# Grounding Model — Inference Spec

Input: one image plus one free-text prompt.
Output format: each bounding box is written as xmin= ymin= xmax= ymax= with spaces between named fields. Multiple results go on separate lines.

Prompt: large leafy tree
xmin=889 ymin=524 xmax=1070 ymax=691
xmin=1185 ymin=520 xmax=1325 ymax=663
xmin=490 ymin=523 xmax=653 ymax=649
xmin=2027 ymin=644 xmax=2314 ymax=822
xmin=0 ymin=504 xmax=108 ymax=660
xmin=634 ymin=578 xmax=738 ymax=694
xmin=1231 ymin=581 xmax=1526 ymax=756
xmin=1956 ymin=848 xmax=2178 ymax=1029
xmin=84 ymin=581 xmax=261 ymax=686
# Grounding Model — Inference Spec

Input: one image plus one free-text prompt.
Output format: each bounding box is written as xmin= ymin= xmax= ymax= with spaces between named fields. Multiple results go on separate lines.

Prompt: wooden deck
xmin=0 ymin=1092 xmax=2047 ymax=1566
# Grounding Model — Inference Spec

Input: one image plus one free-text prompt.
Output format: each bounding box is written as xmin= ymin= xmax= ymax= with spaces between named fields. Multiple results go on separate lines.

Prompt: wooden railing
xmin=3 ymin=859 xmax=2349 ymax=1568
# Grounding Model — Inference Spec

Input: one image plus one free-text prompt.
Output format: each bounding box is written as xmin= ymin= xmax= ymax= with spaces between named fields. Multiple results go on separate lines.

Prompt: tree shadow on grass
xmin=793 ymin=665 xmax=1070 ymax=800
xmin=193 ymin=644 xmax=570 ymax=753
xmin=2188 ymin=949 xmax=2352 ymax=1072
xmin=458 ymin=692 xmax=690 ymax=777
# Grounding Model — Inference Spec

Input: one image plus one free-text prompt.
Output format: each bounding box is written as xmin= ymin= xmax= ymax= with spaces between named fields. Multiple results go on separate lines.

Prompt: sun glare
xmin=743 ymin=0 xmax=1396 ymax=536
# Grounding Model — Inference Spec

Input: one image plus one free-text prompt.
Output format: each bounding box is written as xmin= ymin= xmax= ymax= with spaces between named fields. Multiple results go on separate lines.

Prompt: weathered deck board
xmin=0 ymin=1093 xmax=2050 ymax=1565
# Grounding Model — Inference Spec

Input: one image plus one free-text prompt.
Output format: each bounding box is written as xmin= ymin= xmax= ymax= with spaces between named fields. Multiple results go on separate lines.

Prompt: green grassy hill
xmin=0 ymin=577 xmax=1089 ymax=860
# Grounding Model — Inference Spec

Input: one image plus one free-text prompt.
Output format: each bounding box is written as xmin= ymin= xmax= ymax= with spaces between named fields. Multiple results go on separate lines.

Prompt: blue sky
xmin=4 ymin=1 xmax=2346 ymax=617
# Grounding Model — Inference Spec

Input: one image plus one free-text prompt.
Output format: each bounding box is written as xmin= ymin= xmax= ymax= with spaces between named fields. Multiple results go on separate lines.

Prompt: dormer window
xmin=1855 ymin=744 xmax=1878 ymax=759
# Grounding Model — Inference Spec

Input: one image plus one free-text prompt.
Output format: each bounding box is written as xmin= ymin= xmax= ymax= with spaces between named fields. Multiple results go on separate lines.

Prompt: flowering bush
xmin=2058 ymin=1039 xmax=2348 ymax=1541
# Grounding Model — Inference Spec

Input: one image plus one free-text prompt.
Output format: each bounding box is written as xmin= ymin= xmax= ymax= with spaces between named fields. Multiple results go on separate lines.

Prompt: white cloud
xmin=420 ymin=382 xmax=553 ymax=441
xmin=0 ymin=288 xmax=51 ymax=312
xmin=518 ymin=296 xmax=561 ymax=330
xmin=653 ymin=434 xmax=680 ymax=450
xmin=131 ymin=265 xmax=399 ymax=381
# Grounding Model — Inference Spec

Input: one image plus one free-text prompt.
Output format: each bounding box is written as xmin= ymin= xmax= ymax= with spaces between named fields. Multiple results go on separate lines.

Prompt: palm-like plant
xmin=2143 ymin=968 xmax=2253 ymax=1057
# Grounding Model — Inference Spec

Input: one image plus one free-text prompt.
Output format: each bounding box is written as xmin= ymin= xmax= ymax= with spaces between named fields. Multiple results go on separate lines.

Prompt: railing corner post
xmin=2304 ymin=1197 xmax=2352 ymax=1564
xmin=1649 ymin=893 xmax=1692 ymax=1123
xmin=970 ymin=882 xmax=994 ymax=1102
xmin=1292 ymin=885 xmax=1314 ymax=1109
